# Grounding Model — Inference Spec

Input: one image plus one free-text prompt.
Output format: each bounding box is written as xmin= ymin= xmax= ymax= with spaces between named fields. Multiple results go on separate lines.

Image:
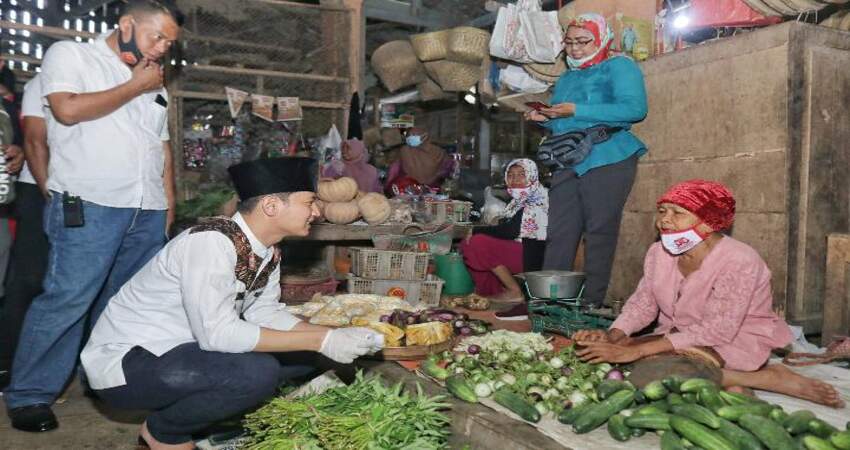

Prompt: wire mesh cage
xmin=170 ymin=0 xmax=356 ymax=196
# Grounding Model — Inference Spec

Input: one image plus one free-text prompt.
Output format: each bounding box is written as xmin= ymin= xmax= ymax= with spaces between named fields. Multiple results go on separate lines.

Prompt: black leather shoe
xmin=9 ymin=404 xmax=58 ymax=432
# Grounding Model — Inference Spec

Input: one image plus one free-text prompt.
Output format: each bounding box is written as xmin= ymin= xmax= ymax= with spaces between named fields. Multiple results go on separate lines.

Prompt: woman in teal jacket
xmin=526 ymin=13 xmax=648 ymax=308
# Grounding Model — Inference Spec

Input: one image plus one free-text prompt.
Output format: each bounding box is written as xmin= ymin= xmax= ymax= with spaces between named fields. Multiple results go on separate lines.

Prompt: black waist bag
xmin=537 ymin=126 xmax=622 ymax=171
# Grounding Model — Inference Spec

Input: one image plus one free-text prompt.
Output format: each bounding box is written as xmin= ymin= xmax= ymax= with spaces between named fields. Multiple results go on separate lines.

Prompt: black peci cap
xmin=228 ymin=157 xmax=317 ymax=201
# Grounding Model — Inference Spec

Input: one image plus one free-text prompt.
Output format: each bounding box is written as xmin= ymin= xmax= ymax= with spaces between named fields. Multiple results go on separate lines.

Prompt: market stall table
xmin=286 ymin=222 xmax=474 ymax=279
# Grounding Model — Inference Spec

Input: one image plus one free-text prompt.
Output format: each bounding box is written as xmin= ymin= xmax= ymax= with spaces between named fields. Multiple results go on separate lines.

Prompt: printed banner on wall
xmin=225 ymin=87 xmax=250 ymax=119
xmin=276 ymin=97 xmax=303 ymax=122
xmin=251 ymin=94 xmax=275 ymax=122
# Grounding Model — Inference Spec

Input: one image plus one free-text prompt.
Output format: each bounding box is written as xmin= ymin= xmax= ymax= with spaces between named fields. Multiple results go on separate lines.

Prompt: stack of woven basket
xmin=741 ymin=0 xmax=844 ymax=16
xmin=819 ymin=6 xmax=850 ymax=31
xmin=407 ymin=26 xmax=491 ymax=99
xmin=371 ymin=40 xmax=425 ymax=93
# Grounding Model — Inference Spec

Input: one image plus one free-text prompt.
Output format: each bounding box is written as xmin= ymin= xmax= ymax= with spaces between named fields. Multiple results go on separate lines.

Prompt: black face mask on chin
xmin=118 ymin=24 xmax=145 ymax=66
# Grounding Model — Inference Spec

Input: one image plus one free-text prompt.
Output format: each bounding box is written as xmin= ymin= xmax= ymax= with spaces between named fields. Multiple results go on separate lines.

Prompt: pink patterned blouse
xmin=610 ymin=237 xmax=793 ymax=371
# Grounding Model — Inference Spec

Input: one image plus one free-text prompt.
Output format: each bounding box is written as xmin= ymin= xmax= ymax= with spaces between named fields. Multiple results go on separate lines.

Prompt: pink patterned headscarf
xmin=566 ymin=13 xmax=614 ymax=70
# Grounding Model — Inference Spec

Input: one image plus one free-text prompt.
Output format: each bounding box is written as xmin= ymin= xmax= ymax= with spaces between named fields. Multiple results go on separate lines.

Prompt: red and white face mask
xmin=660 ymin=224 xmax=709 ymax=255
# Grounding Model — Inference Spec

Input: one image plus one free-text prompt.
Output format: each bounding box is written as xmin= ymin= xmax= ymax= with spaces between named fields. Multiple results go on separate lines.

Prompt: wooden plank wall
xmin=824 ymin=234 xmax=850 ymax=344
xmin=607 ymin=23 xmax=850 ymax=332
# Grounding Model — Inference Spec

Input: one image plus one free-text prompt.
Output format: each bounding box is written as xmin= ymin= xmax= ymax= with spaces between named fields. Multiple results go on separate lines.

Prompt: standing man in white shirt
xmin=0 ymin=74 xmax=51 ymax=391
xmin=5 ymin=0 xmax=182 ymax=433
xmin=82 ymin=157 xmax=383 ymax=450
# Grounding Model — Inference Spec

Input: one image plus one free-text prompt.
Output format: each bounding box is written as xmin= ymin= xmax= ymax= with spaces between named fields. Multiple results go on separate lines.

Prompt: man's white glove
xmin=344 ymin=327 xmax=385 ymax=354
xmin=319 ymin=327 xmax=385 ymax=364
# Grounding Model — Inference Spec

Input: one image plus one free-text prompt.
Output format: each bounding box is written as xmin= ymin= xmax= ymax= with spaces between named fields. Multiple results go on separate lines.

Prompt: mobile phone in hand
xmin=525 ymin=101 xmax=551 ymax=111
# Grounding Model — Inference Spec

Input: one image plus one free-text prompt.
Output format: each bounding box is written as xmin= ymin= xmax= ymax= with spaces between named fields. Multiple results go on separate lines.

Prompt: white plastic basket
xmin=349 ymin=247 xmax=429 ymax=281
xmin=346 ymin=274 xmax=445 ymax=307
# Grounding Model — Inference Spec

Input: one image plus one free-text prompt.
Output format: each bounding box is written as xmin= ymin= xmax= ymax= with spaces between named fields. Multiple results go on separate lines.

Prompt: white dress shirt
xmin=39 ymin=33 xmax=170 ymax=209
xmin=81 ymin=213 xmax=302 ymax=390
xmin=18 ymin=75 xmax=47 ymax=185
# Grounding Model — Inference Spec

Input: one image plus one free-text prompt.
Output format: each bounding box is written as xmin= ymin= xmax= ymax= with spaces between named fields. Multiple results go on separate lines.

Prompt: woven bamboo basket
xmin=371 ymin=40 xmax=425 ymax=92
xmin=447 ymin=26 xmax=490 ymax=64
xmin=417 ymin=76 xmax=449 ymax=101
xmin=525 ymin=57 xmax=566 ymax=84
xmin=424 ymin=60 xmax=446 ymax=81
xmin=410 ymin=30 xmax=450 ymax=62
xmin=431 ymin=60 xmax=480 ymax=92
xmin=740 ymin=0 xmax=781 ymax=16
xmin=558 ymin=5 xmax=576 ymax=28
xmin=363 ymin=127 xmax=382 ymax=148
xmin=381 ymin=128 xmax=403 ymax=147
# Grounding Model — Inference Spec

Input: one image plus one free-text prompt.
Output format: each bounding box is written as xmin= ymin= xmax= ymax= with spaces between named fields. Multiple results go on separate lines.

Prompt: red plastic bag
xmin=687 ymin=0 xmax=782 ymax=28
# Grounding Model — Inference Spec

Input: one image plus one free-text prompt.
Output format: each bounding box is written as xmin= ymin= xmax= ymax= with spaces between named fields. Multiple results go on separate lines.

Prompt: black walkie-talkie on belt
xmin=62 ymin=191 xmax=84 ymax=227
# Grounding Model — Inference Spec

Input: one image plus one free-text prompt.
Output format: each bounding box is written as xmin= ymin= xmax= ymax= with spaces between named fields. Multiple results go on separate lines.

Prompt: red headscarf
xmin=566 ymin=13 xmax=614 ymax=70
xmin=657 ymin=180 xmax=736 ymax=232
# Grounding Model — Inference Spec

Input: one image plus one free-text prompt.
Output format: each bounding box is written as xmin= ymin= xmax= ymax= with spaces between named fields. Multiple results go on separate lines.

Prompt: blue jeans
xmin=4 ymin=194 xmax=165 ymax=409
xmin=95 ymin=344 xmax=317 ymax=444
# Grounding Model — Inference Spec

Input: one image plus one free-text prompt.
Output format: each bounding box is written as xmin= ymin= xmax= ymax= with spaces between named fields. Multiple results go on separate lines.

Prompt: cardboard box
xmin=559 ymin=0 xmax=657 ymax=61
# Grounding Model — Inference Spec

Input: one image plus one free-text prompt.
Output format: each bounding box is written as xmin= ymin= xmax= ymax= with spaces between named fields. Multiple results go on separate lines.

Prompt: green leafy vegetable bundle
xmin=242 ymin=372 xmax=452 ymax=450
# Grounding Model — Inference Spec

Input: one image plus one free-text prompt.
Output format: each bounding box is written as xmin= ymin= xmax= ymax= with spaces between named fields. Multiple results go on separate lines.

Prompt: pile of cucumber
xmin=558 ymin=376 xmax=850 ymax=450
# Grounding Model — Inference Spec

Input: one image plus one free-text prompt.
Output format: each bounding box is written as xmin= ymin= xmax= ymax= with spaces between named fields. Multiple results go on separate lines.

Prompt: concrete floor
xmin=0 ymin=380 xmax=145 ymax=450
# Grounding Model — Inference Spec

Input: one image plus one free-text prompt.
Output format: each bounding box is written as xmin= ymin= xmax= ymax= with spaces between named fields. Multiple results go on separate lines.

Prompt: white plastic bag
xmin=490 ymin=5 xmax=519 ymax=61
xmin=319 ymin=124 xmax=342 ymax=164
xmin=490 ymin=1 xmax=538 ymax=63
xmin=520 ymin=9 xmax=563 ymax=63
xmin=499 ymin=64 xmax=551 ymax=93
xmin=481 ymin=187 xmax=508 ymax=225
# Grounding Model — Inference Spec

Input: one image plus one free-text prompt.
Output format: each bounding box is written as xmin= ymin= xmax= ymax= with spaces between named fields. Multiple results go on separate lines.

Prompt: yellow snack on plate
xmin=350 ymin=317 xmax=371 ymax=327
xmin=405 ymin=322 xmax=452 ymax=346
xmin=367 ymin=322 xmax=405 ymax=347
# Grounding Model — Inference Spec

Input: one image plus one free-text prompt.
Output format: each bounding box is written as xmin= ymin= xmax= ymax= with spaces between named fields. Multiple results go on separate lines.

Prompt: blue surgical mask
xmin=406 ymin=135 xmax=422 ymax=147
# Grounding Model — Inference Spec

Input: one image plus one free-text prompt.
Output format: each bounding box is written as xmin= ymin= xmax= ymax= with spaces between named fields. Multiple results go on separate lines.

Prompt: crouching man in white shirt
xmin=81 ymin=157 xmax=383 ymax=450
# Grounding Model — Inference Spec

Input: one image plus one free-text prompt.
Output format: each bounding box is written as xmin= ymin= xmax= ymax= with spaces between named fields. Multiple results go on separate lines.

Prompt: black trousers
xmin=543 ymin=155 xmax=638 ymax=306
xmin=0 ymin=182 xmax=48 ymax=371
xmin=95 ymin=343 xmax=318 ymax=445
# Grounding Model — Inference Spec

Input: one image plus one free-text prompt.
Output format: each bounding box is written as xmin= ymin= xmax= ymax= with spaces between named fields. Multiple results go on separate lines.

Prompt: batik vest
xmin=190 ymin=217 xmax=280 ymax=301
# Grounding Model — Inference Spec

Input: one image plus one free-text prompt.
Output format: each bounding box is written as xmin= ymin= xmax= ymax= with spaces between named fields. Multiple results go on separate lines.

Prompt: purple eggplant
xmin=605 ymin=369 xmax=625 ymax=381
xmin=390 ymin=311 xmax=406 ymax=329
xmin=459 ymin=327 xmax=473 ymax=336
xmin=435 ymin=313 xmax=455 ymax=322
xmin=467 ymin=344 xmax=481 ymax=355
xmin=453 ymin=319 xmax=467 ymax=329
xmin=379 ymin=315 xmax=391 ymax=323
xmin=406 ymin=315 xmax=418 ymax=325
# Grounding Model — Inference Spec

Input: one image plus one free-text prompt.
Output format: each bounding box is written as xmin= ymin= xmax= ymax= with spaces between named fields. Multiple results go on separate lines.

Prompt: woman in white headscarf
xmin=459 ymin=159 xmax=548 ymax=318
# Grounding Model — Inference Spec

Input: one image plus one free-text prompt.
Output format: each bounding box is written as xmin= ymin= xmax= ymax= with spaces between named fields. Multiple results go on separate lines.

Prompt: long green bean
xmin=241 ymin=371 xmax=451 ymax=450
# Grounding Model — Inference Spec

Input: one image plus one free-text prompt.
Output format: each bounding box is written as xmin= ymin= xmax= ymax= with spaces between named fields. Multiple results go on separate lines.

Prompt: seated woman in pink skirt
xmin=574 ymin=180 xmax=843 ymax=407
xmin=460 ymin=159 xmax=548 ymax=313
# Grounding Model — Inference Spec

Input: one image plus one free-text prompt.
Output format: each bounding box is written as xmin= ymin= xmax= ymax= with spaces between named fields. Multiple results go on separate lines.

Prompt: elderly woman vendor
xmin=460 ymin=159 xmax=547 ymax=313
xmin=574 ymin=180 xmax=844 ymax=408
